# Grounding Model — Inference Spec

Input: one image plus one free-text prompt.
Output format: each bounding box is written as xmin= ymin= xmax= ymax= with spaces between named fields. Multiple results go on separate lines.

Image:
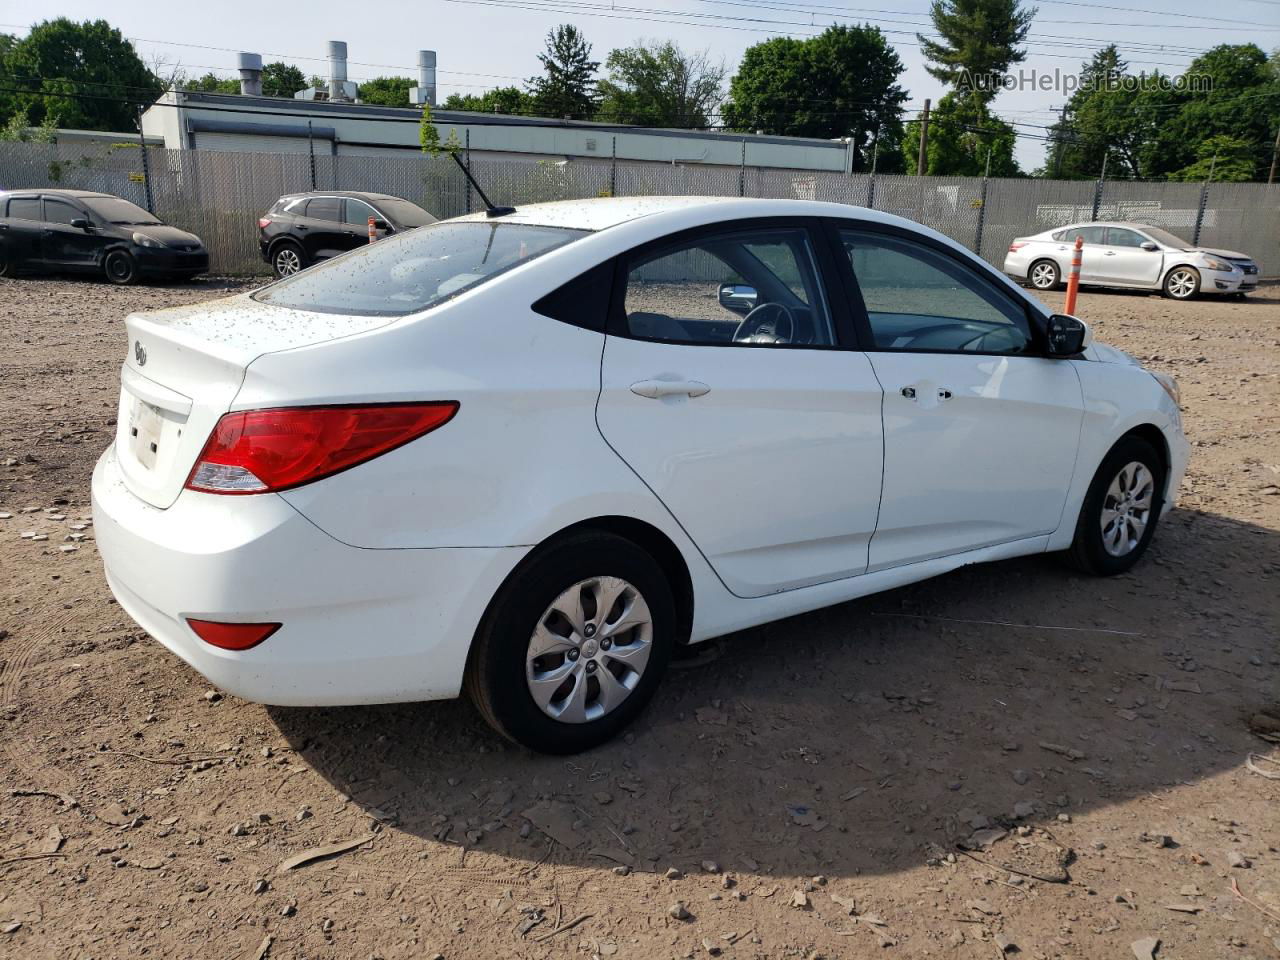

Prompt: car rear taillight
xmin=187 ymin=618 xmax=281 ymax=651
xmin=258 ymin=218 xmax=272 ymax=229
xmin=1009 ymin=241 xmax=1028 ymax=251
xmin=185 ymin=402 xmax=459 ymax=495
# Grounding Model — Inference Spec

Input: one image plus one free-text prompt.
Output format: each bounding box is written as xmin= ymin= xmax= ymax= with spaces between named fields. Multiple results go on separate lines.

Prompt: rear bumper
xmin=91 ymin=444 xmax=526 ymax=706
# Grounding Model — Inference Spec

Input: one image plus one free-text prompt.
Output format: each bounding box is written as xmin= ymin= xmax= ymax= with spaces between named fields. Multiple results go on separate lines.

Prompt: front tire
xmin=0 ymin=250 xmax=12 ymax=278
xmin=1162 ymin=266 xmax=1200 ymax=300
xmin=466 ymin=532 xmax=675 ymax=754
xmin=1028 ymin=259 xmax=1060 ymax=291
xmin=103 ymin=250 xmax=139 ymax=286
xmin=1066 ymin=435 xmax=1166 ymax=576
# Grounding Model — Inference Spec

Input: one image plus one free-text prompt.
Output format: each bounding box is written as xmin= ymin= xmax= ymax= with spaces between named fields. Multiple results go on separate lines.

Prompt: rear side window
xmin=254 ymin=221 xmax=589 ymax=317
xmin=8 ymin=196 xmax=41 ymax=220
xmin=1061 ymin=225 xmax=1105 ymax=245
xmin=306 ymin=197 xmax=341 ymax=222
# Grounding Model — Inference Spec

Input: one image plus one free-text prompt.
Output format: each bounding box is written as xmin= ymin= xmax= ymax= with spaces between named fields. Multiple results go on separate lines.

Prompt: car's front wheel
xmin=272 ymin=241 xmax=306 ymax=278
xmin=1163 ymin=266 xmax=1200 ymax=300
xmin=1029 ymin=259 xmax=1060 ymax=291
xmin=466 ymin=532 xmax=675 ymax=754
xmin=103 ymin=250 xmax=139 ymax=286
xmin=1066 ymin=435 xmax=1166 ymax=576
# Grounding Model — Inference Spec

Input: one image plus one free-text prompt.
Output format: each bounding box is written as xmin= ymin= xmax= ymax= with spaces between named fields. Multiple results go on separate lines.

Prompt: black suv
xmin=0 ymin=189 xmax=208 ymax=284
xmin=258 ymin=191 xmax=436 ymax=278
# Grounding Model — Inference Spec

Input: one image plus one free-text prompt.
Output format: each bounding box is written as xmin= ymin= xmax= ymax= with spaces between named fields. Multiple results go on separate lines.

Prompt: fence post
xmin=974 ymin=176 xmax=989 ymax=257
xmin=866 ymin=174 xmax=876 ymax=210
xmin=739 ymin=139 xmax=746 ymax=198
xmin=1090 ymin=177 xmax=1104 ymax=222
xmin=610 ymin=135 xmax=617 ymax=197
xmin=307 ymin=121 xmax=317 ymax=190
xmin=464 ymin=129 xmax=472 ymax=215
xmin=136 ymin=106 xmax=154 ymax=214
xmin=1192 ymin=181 xmax=1210 ymax=246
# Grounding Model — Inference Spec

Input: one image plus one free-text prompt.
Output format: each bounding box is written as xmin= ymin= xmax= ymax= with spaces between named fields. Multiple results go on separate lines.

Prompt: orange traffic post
xmin=367 ymin=216 xmax=377 ymax=244
xmin=1063 ymin=234 xmax=1083 ymax=315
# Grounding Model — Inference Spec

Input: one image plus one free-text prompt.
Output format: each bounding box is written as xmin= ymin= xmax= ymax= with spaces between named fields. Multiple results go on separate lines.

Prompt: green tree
xmin=443 ymin=86 xmax=532 ymax=114
xmin=722 ymin=26 xmax=909 ymax=172
xmin=186 ymin=72 xmax=239 ymax=94
xmin=596 ymin=40 xmax=725 ymax=128
xmin=261 ymin=62 xmax=307 ymax=98
xmin=526 ymin=25 xmax=599 ymax=119
xmin=1170 ymin=134 xmax=1256 ymax=182
xmin=903 ymin=92 xmax=1019 ymax=175
xmin=3 ymin=18 xmax=162 ymax=131
xmin=919 ymin=0 xmax=1036 ymax=103
xmin=420 ymin=103 xmax=441 ymax=154
xmin=359 ymin=75 xmax=416 ymax=107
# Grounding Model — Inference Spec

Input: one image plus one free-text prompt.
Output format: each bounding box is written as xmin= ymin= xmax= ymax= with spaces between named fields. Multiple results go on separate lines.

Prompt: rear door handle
xmin=630 ymin=379 xmax=711 ymax=400
xmin=1104 ymin=250 xmax=1116 ymax=256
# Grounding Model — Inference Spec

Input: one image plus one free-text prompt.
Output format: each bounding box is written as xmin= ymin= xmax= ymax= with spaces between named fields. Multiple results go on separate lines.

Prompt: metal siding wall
xmin=192 ymin=132 xmax=313 ymax=155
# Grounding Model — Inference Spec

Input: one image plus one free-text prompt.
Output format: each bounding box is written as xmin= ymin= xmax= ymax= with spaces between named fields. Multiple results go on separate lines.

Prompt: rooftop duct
xmin=237 ymin=52 xmax=263 ymax=97
xmin=328 ymin=40 xmax=349 ymax=102
xmin=410 ymin=50 xmax=437 ymax=106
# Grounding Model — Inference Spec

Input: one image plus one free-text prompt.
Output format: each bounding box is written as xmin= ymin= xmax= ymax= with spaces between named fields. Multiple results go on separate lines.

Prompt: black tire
xmin=465 ymin=531 xmax=675 ymax=754
xmin=1066 ymin=435 xmax=1166 ymax=576
xmin=1162 ymin=266 xmax=1200 ymax=300
xmin=271 ymin=241 xmax=307 ymax=279
xmin=103 ymin=250 xmax=139 ymax=286
xmin=1028 ymin=258 xmax=1061 ymax=291
xmin=0 ymin=250 xmax=12 ymax=278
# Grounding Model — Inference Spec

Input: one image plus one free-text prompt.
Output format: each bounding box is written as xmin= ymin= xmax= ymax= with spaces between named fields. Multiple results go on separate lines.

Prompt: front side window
xmin=622 ymin=227 xmax=834 ymax=347
xmin=7 ymin=197 xmax=41 ymax=221
xmin=254 ymin=220 xmax=588 ymax=317
xmin=45 ymin=199 xmax=82 ymax=225
xmin=842 ymin=230 xmax=1033 ymax=355
xmin=1106 ymin=227 xmax=1147 ymax=248
xmin=344 ymin=199 xmax=378 ymax=226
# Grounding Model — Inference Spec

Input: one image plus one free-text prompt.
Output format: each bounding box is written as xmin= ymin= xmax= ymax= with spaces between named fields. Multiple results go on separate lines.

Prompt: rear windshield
xmin=254 ymin=220 xmax=589 ymax=316
xmin=377 ymin=197 xmax=436 ymax=228
xmin=82 ymin=196 xmax=161 ymax=225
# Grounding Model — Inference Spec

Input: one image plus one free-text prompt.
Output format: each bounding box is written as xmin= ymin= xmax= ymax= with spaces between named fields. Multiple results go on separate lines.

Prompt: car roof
xmin=451 ymin=196 xmax=920 ymax=232
xmin=0 ymin=188 xmax=115 ymax=199
xmin=278 ymin=191 xmax=409 ymax=203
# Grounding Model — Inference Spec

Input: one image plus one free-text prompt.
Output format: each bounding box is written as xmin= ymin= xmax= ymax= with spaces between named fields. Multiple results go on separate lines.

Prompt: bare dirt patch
xmin=1 ymin=276 xmax=1278 ymax=960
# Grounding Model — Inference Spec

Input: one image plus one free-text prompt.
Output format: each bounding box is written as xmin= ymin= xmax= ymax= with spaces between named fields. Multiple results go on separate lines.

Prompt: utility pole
xmin=1049 ymin=104 xmax=1067 ymax=180
xmin=1268 ymin=123 xmax=1279 ymax=184
xmin=916 ymin=99 xmax=930 ymax=176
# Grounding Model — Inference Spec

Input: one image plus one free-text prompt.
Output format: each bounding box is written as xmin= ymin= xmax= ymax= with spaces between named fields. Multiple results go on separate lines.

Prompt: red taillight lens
xmin=1009 ymin=241 xmax=1028 ymax=251
xmin=187 ymin=618 xmax=281 ymax=651
xmin=258 ymin=218 xmax=272 ymax=229
xmin=185 ymin=402 xmax=458 ymax=495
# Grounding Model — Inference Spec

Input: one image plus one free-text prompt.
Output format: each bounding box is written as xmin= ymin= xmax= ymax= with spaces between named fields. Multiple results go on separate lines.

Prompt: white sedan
xmin=92 ymin=197 xmax=1188 ymax=753
xmin=1004 ymin=221 xmax=1259 ymax=300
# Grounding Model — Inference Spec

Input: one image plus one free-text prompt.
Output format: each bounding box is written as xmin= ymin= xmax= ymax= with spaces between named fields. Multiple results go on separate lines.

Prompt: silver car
xmin=1004 ymin=221 xmax=1259 ymax=300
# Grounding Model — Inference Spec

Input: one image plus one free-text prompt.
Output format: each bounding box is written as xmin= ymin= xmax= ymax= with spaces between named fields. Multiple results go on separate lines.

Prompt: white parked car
xmin=1004 ymin=221 xmax=1259 ymax=300
xmin=92 ymin=197 xmax=1188 ymax=753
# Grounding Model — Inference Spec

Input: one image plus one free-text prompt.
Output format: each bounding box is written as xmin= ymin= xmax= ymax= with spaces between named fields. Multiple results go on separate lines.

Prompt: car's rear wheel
xmin=272 ymin=241 xmax=306 ymax=278
xmin=1029 ymin=259 xmax=1060 ymax=291
xmin=1066 ymin=435 xmax=1165 ymax=576
xmin=1163 ymin=266 xmax=1199 ymax=300
xmin=103 ymin=250 xmax=139 ymax=286
xmin=466 ymin=532 xmax=675 ymax=754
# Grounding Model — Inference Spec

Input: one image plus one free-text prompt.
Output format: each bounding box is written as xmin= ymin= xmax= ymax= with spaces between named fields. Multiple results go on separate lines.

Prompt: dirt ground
xmin=1 ymin=274 xmax=1278 ymax=960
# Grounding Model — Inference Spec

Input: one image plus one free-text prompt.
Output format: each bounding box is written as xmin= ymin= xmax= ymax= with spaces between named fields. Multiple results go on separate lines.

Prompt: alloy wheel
xmin=1100 ymin=460 xmax=1154 ymax=557
xmin=525 ymin=576 xmax=653 ymax=724
xmin=1167 ymin=269 xmax=1197 ymax=299
xmin=1031 ymin=262 xmax=1057 ymax=289
xmin=275 ymin=248 xmax=302 ymax=276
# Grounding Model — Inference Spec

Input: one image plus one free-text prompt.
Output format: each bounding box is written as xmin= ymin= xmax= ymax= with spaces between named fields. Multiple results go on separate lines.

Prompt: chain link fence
xmin=2 ymin=139 xmax=1277 ymax=278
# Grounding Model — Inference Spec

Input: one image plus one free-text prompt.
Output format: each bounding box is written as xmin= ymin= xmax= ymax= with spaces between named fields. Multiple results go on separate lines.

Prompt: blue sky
xmin=4 ymin=0 xmax=1277 ymax=169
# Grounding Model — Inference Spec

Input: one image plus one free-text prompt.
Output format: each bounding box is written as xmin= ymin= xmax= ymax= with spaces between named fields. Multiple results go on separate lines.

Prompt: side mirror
xmin=718 ymin=282 xmax=758 ymax=315
xmin=69 ymin=218 xmax=91 ymax=230
xmin=372 ymin=219 xmax=390 ymax=232
xmin=1046 ymin=313 xmax=1092 ymax=356
xmin=1140 ymin=241 xmax=1158 ymax=251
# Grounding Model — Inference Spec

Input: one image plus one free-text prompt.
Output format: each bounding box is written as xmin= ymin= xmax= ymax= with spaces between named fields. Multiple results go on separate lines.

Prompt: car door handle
xmin=630 ymin=379 xmax=711 ymax=399
xmin=1104 ymin=250 xmax=1116 ymax=256
xmin=901 ymin=385 xmax=952 ymax=402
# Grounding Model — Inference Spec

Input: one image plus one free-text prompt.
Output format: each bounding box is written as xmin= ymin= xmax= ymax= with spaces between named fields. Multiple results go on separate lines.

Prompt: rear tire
xmin=465 ymin=532 xmax=675 ymax=754
xmin=271 ymin=241 xmax=306 ymax=278
xmin=1028 ymin=259 xmax=1060 ymax=291
xmin=103 ymin=250 xmax=138 ymax=286
xmin=1066 ymin=435 xmax=1166 ymax=576
xmin=1162 ymin=266 xmax=1199 ymax=300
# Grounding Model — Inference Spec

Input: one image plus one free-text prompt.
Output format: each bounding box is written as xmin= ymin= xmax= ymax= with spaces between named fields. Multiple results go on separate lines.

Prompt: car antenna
xmin=450 ymin=152 xmax=516 ymax=218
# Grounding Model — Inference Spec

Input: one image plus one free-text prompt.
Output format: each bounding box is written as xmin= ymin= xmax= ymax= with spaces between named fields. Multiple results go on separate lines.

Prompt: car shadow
xmin=269 ymin=507 xmax=1278 ymax=879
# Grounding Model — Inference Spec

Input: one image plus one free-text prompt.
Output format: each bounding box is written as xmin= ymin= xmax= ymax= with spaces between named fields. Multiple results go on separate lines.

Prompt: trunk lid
xmin=114 ymin=292 xmax=398 ymax=508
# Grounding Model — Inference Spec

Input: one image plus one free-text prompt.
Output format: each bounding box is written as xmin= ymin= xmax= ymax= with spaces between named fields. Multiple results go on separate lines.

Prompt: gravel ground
xmin=1 ymin=274 xmax=1278 ymax=960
